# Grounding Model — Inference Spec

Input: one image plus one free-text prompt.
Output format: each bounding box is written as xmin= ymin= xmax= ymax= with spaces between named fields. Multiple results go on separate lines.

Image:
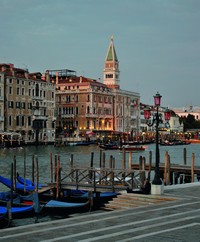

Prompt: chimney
xmin=56 ymin=71 xmax=59 ymax=85
xmin=45 ymin=70 xmax=50 ymax=82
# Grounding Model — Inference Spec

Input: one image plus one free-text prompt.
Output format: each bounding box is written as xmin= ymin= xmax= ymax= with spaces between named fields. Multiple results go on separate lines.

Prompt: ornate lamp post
xmin=144 ymin=92 xmax=171 ymax=193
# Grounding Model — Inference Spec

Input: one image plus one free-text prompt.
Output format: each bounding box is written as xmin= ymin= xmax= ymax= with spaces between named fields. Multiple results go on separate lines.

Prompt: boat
xmin=17 ymin=173 xmax=44 ymax=189
xmin=0 ymin=175 xmax=36 ymax=193
xmin=99 ymin=142 xmax=119 ymax=150
xmin=0 ymin=191 xmax=41 ymax=215
xmin=0 ymin=204 xmax=34 ymax=219
xmin=160 ymin=140 xmax=191 ymax=146
xmin=40 ymin=199 xmax=90 ymax=217
xmin=119 ymin=145 xmax=146 ymax=152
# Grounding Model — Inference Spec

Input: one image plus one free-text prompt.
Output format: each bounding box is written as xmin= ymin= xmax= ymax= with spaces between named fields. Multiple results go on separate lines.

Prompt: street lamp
xmin=144 ymin=92 xmax=171 ymax=192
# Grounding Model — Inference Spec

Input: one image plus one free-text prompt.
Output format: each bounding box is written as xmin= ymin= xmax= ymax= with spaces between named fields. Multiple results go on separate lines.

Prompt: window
xmin=9 ymin=116 xmax=12 ymax=126
xmin=105 ymin=74 xmax=113 ymax=78
xmin=35 ymin=83 xmax=39 ymax=96
xmin=17 ymin=79 xmax=20 ymax=84
xmin=16 ymin=116 xmax=20 ymax=126
xmin=21 ymin=102 xmax=26 ymax=109
xmin=17 ymin=87 xmax=20 ymax=95
xmin=66 ymin=95 xmax=70 ymax=103
xmin=9 ymin=86 xmax=12 ymax=94
xmin=16 ymin=102 xmax=20 ymax=108
xmin=29 ymin=89 xmax=31 ymax=96
xmin=87 ymin=106 xmax=90 ymax=114
xmin=28 ymin=116 xmax=31 ymax=126
xmin=21 ymin=116 xmax=25 ymax=126
xmin=8 ymin=101 xmax=14 ymax=108
xmin=28 ymin=103 xmax=32 ymax=109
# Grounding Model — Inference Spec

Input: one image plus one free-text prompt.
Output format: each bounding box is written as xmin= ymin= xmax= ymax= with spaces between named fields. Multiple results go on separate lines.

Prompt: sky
xmin=0 ymin=0 xmax=200 ymax=108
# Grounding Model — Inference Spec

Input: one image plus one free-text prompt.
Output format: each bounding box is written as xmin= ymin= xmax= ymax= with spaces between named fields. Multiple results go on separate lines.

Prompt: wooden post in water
xmin=139 ymin=156 xmax=143 ymax=185
xmin=56 ymin=155 xmax=60 ymax=199
xmin=23 ymin=149 xmax=26 ymax=191
xmin=167 ymin=154 xmax=171 ymax=185
xmin=128 ymin=152 xmax=132 ymax=171
xmin=10 ymin=162 xmax=13 ymax=206
xmin=164 ymin=151 xmax=170 ymax=186
xmin=50 ymin=153 xmax=53 ymax=183
xmin=109 ymin=155 xmax=113 ymax=180
xmin=36 ymin=156 xmax=39 ymax=192
xmin=140 ymin=156 xmax=146 ymax=185
xmin=122 ymin=148 xmax=126 ymax=177
xmin=183 ymin=148 xmax=187 ymax=165
xmin=164 ymin=151 xmax=168 ymax=185
xmin=147 ymin=151 xmax=152 ymax=180
xmin=32 ymin=155 xmax=35 ymax=185
xmin=89 ymin=152 xmax=94 ymax=180
xmin=54 ymin=155 xmax=57 ymax=183
xmin=102 ymin=152 xmax=106 ymax=178
xmin=99 ymin=149 xmax=102 ymax=168
xmin=13 ymin=155 xmax=16 ymax=191
xmin=191 ymin=153 xmax=195 ymax=183
xmin=70 ymin=154 xmax=74 ymax=181
xmin=113 ymin=157 xmax=115 ymax=169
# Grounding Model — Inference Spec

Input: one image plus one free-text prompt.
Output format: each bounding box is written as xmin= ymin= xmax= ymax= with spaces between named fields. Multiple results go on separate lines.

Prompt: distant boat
xmin=119 ymin=145 xmax=146 ymax=152
xmin=160 ymin=140 xmax=191 ymax=146
xmin=99 ymin=142 xmax=119 ymax=150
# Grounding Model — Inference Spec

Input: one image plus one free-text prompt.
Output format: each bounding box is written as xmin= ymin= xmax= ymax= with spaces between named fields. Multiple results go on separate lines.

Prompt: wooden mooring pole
xmin=191 ymin=153 xmax=195 ymax=182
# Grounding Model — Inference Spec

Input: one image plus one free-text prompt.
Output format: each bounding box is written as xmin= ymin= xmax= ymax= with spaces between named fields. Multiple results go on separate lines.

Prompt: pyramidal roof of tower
xmin=106 ymin=36 xmax=118 ymax=62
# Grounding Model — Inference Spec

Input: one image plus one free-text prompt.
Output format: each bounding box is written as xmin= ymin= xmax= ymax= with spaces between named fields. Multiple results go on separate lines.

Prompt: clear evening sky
xmin=0 ymin=0 xmax=199 ymax=108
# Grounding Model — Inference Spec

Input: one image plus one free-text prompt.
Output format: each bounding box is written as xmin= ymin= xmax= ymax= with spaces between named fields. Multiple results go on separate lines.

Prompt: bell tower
xmin=103 ymin=36 xmax=120 ymax=89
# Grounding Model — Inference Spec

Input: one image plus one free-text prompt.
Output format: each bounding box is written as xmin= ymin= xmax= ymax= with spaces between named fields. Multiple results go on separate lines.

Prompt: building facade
xmin=103 ymin=36 xmax=140 ymax=135
xmin=0 ymin=63 xmax=56 ymax=145
xmin=53 ymin=36 xmax=140 ymax=140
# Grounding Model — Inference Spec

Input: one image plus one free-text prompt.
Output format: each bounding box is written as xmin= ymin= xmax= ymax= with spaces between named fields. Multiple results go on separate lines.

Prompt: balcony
xmin=32 ymin=115 xmax=48 ymax=120
xmin=60 ymin=114 xmax=75 ymax=118
xmin=85 ymin=113 xmax=98 ymax=118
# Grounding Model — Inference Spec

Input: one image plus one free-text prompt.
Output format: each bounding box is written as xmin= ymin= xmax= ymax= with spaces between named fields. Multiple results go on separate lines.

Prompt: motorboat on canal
xmin=160 ymin=140 xmax=191 ymax=146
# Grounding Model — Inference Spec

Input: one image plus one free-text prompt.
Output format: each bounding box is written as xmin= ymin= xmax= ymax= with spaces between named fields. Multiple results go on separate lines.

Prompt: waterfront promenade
xmin=0 ymin=182 xmax=200 ymax=241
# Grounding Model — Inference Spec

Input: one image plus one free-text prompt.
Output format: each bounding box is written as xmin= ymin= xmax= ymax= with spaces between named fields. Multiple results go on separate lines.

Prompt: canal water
xmin=0 ymin=143 xmax=200 ymax=227
xmin=0 ymin=143 xmax=200 ymax=190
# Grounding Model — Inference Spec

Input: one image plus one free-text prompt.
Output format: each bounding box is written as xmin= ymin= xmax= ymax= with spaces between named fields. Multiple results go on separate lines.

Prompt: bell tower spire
xmin=103 ymin=35 xmax=120 ymax=89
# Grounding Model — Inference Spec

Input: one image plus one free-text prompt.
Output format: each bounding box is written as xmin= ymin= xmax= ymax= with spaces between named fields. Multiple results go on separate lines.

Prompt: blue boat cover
xmin=81 ymin=192 xmax=118 ymax=198
xmin=45 ymin=200 xmax=87 ymax=208
xmin=17 ymin=174 xmax=43 ymax=188
xmin=0 ymin=205 xmax=33 ymax=215
xmin=0 ymin=175 xmax=35 ymax=191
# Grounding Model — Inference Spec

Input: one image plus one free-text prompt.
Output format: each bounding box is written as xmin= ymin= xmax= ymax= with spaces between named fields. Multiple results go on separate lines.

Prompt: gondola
xmin=0 ymin=175 xmax=36 ymax=193
xmin=40 ymin=199 xmax=90 ymax=217
xmin=0 ymin=204 xmax=34 ymax=219
xmin=17 ymin=173 xmax=44 ymax=189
